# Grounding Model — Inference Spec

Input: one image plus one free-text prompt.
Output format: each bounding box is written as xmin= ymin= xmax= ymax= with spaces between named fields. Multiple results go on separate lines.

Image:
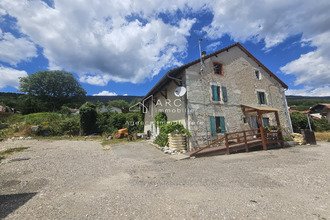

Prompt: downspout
xmin=166 ymin=71 xmax=190 ymax=151
xmin=282 ymin=88 xmax=293 ymax=133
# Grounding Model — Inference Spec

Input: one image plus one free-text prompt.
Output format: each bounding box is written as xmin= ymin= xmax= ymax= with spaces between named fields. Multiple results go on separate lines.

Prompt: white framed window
xmin=256 ymin=90 xmax=267 ymax=105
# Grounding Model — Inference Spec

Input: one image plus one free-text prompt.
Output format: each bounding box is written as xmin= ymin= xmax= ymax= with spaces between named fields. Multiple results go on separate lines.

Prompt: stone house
xmin=310 ymin=103 xmax=330 ymax=122
xmin=142 ymin=42 xmax=293 ymax=151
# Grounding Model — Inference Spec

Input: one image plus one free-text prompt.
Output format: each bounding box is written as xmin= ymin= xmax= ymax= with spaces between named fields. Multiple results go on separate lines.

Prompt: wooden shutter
xmin=220 ymin=116 xmax=226 ymax=133
xmin=263 ymin=92 xmax=267 ymax=104
xmin=209 ymin=116 xmax=216 ymax=134
xmin=222 ymin=86 xmax=228 ymax=102
xmin=211 ymin=85 xmax=219 ymax=101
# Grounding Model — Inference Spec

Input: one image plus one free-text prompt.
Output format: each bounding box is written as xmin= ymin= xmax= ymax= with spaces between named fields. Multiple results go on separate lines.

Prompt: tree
xmin=19 ymin=70 xmax=86 ymax=112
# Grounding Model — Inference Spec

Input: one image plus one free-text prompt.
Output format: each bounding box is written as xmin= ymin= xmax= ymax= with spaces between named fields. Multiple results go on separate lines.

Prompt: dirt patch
xmin=0 ymin=140 xmax=329 ymax=219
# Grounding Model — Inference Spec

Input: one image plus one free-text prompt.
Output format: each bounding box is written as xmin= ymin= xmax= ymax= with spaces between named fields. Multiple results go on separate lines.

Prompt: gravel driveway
xmin=0 ymin=139 xmax=330 ymax=219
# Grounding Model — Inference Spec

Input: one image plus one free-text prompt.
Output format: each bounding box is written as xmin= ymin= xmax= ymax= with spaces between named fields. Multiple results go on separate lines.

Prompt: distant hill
xmin=2 ymin=92 xmax=330 ymax=112
xmin=86 ymin=95 xmax=143 ymax=103
xmin=286 ymin=95 xmax=330 ymax=100
xmin=286 ymin=95 xmax=330 ymax=111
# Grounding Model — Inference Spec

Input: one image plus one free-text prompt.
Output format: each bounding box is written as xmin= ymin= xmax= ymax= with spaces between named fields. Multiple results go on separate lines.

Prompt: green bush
xmin=25 ymin=112 xmax=63 ymax=125
xmin=154 ymin=122 xmax=190 ymax=147
xmin=314 ymin=118 xmax=330 ymax=132
xmin=79 ymin=102 xmax=98 ymax=135
xmin=154 ymin=112 xmax=167 ymax=127
xmin=96 ymin=112 xmax=143 ymax=135
xmin=290 ymin=112 xmax=315 ymax=132
xmin=154 ymin=132 xmax=169 ymax=147
xmin=59 ymin=116 xmax=80 ymax=135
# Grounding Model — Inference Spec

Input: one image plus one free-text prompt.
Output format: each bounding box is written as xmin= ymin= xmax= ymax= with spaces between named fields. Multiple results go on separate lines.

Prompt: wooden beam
xmin=225 ymin=134 xmax=230 ymax=154
xmin=243 ymin=110 xmax=257 ymax=113
xmin=275 ymin=111 xmax=285 ymax=148
xmin=257 ymin=110 xmax=267 ymax=150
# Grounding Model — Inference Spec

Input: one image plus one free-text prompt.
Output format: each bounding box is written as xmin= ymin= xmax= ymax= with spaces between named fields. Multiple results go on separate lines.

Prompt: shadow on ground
xmin=0 ymin=192 xmax=37 ymax=219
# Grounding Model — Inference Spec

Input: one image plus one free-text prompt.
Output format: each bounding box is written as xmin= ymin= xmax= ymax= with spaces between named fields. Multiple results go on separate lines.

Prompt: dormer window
xmin=213 ymin=62 xmax=223 ymax=75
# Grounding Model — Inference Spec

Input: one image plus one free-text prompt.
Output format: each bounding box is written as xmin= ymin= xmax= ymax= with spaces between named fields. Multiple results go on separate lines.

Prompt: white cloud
xmin=281 ymin=31 xmax=330 ymax=87
xmin=1 ymin=0 xmax=329 ymax=91
xmin=0 ymin=31 xmax=37 ymax=65
xmin=206 ymin=42 xmax=221 ymax=53
xmin=93 ymin=91 xmax=118 ymax=96
xmin=0 ymin=0 xmax=196 ymax=86
xmin=285 ymin=86 xmax=330 ymax=97
xmin=202 ymin=0 xmax=330 ymax=88
xmin=123 ymin=94 xmax=128 ymax=96
xmin=0 ymin=66 xmax=28 ymax=89
xmin=80 ymin=74 xmax=112 ymax=86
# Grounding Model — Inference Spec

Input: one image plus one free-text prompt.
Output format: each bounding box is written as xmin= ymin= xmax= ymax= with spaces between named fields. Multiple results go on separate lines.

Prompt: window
xmin=257 ymin=91 xmax=267 ymax=104
xmin=213 ymin=62 xmax=223 ymax=75
xmin=243 ymin=117 xmax=247 ymax=123
xmin=211 ymin=85 xmax=228 ymax=102
xmin=255 ymin=70 xmax=261 ymax=80
xmin=209 ymin=116 xmax=226 ymax=134
xmin=262 ymin=118 xmax=270 ymax=127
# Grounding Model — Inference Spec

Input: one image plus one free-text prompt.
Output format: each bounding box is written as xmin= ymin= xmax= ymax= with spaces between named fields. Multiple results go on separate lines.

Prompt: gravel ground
xmin=0 ymin=139 xmax=329 ymax=220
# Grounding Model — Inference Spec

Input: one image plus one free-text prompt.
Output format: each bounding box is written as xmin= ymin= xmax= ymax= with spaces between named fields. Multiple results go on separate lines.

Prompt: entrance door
xmin=249 ymin=116 xmax=259 ymax=129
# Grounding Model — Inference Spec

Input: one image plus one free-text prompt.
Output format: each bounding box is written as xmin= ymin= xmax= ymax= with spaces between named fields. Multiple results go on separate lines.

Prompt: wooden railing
xmin=190 ymin=128 xmax=283 ymax=156
xmin=224 ymin=128 xmax=261 ymax=154
xmin=190 ymin=136 xmax=226 ymax=156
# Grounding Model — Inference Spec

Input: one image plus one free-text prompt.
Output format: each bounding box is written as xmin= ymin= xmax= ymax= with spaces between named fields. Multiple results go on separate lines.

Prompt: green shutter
xmin=209 ymin=116 xmax=216 ymax=134
xmin=257 ymin=91 xmax=261 ymax=104
xmin=222 ymin=86 xmax=228 ymax=102
xmin=220 ymin=116 xmax=226 ymax=133
xmin=263 ymin=92 xmax=267 ymax=104
xmin=211 ymin=85 xmax=219 ymax=101
xmin=151 ymin=122 xmax=154 ymax=133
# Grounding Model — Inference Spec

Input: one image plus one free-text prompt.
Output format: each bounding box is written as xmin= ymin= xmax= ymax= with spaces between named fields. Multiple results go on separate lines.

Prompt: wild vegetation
xmin=0 ymin=70 xmax=143 ymax=139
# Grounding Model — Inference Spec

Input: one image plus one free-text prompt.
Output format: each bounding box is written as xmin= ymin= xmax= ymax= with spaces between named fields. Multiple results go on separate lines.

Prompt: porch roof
xmin=241 ymin=105 xmax=279 ymax=114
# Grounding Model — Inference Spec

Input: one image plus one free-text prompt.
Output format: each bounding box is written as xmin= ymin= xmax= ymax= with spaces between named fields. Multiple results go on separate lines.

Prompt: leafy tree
xmin=18 ymin=95 xmax=49 ymax=114
xmin=19 ymin=70 xmax=86 ymax=112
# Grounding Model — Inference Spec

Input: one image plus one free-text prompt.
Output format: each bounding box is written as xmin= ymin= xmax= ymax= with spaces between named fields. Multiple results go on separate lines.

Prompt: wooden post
xmin=243 ymin=130 xmax=248 ymax=152
xmin=225 ymin=134 xmax=229 ymax=155
xmin=275 ymin=111 xmax=285 ymax=148
xmin=257 ymin=111 xmax=267 ymax=150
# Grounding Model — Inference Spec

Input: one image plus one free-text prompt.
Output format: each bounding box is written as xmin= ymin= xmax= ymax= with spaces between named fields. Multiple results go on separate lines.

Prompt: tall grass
xmin=315 ymin=132 xmax=330 ymax=142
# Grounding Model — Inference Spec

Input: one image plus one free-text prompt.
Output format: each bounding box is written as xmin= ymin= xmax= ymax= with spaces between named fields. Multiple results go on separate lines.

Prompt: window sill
xmin=212 ymin=101 xmax=224 ymax=104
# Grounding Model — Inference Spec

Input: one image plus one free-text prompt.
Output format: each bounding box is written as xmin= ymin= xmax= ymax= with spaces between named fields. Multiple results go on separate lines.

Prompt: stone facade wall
xmin=185 ymin=46 xmax=290 ymax=151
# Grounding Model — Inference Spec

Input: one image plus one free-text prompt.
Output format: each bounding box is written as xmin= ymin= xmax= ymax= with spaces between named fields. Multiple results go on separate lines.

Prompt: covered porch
xmin=189 ymin=105 xmax=284 ymax=157
xmin=240 ymin=105 xmax=285 ymax=150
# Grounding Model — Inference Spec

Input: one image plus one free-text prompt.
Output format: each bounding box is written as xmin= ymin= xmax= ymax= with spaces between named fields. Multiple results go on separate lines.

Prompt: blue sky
xmin=0 ymin=0 xmax=329 ymax=97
